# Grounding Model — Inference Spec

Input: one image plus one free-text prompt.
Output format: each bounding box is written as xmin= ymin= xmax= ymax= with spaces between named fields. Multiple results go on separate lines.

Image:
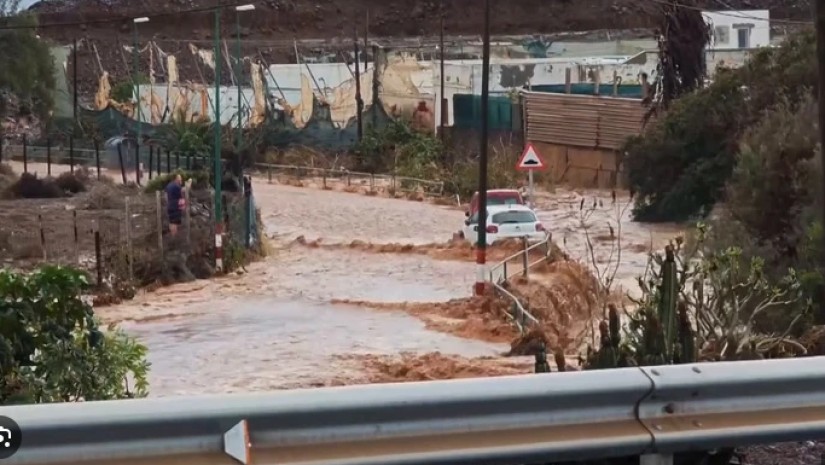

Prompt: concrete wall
xmin=703 ymin=10 xmax=770 ymax=49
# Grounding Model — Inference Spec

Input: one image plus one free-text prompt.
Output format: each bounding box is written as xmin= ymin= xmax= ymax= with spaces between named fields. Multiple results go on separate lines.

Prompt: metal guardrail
xmin=3 ymin=357 xmax=825 ymax=465
xmin=253 ymin=162 xmax=445 ymax=196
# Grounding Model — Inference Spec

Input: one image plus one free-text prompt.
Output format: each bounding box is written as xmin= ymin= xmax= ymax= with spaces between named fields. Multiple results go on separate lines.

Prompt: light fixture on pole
xmin=132 ymin=16 xmax=149 ymax=173
xmin=234 ymin=3 xmax=255 ymax=154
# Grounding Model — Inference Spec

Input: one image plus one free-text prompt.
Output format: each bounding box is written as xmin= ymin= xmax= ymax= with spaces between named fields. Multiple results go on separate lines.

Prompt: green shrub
xmin=143 ymin=169 xmax=211 ymax=193
xmin=624 ymin=30 xmax=817 ymax=223
xmin=0 ymin=266 xmax=149 ymax=404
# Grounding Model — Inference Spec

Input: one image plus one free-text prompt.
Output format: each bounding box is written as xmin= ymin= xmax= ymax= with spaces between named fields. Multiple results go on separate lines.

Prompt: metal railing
xmin=487 ymin=234 xmax=553 ymax=285
xmin=4 ymin=357 xmax=825 ymax=465
xmin=492 ymin=281 xmax=540 ymax=333
xmin=253 ymin=162 xmax=445 ymax=196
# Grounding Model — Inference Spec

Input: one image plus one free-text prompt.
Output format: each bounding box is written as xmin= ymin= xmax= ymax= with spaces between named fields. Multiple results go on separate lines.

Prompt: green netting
xmin=452 ymin=94 xmax=514 ymax=131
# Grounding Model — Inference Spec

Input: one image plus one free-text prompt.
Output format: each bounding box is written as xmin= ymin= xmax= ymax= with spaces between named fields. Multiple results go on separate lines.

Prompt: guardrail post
xmin=522 ymin=237 xmax=529 ymax=278
xmin=267 ymin=166 xmax=272 ymax=183
xmin=322 ymin=170 xmax=327 ymax=188
xmin=503 ymin=261 xmax=508 ymax=281
xmin=640 ymin=454 xmax=673 ymax=465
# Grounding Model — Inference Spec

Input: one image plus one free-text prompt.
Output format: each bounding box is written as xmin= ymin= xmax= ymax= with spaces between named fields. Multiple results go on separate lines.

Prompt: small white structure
xmin=702 ymin=10 xmax=770 ymax=50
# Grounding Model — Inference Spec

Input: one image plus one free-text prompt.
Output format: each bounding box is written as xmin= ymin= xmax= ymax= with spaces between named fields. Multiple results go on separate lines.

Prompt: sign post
xmin=515 ymin=143 xmax=546 ymax=208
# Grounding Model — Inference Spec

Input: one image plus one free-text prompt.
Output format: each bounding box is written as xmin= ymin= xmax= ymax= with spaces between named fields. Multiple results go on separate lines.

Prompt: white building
xmin=702 ymin=10 xmax=770 ymax=50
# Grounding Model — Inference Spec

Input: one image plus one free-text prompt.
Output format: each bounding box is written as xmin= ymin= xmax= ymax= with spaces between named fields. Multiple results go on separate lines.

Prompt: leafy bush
xmin=353 ymin=120 xmax=443 ymax=179
xmin=143 ymin=170 xmax=211 ymax=193
xmin=0 ymin=14 xmax=56 ymax=118
xmin=3 ymin=172 xmax=64 ymax=199
xmin=54 ymin=171 xmax=87 ymax=194
xmin=624 ymin=30 xmax=817 ymax=222
xmin=0 ymin=266 xmax=149 ymax=404
xmin=624 ymin=71 xmax=745 ymax=222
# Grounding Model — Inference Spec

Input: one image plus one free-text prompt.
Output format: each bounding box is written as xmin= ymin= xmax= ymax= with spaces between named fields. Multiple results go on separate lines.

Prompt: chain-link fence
xmin=0 ymin=136 xmax=213 ymax=187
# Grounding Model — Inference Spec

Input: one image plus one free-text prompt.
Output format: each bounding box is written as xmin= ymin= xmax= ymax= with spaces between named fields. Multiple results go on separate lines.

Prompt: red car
xmin=465 ymin=189 xmax=525 ymax=220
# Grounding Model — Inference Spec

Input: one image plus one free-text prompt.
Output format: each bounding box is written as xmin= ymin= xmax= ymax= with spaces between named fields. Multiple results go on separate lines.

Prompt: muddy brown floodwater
xmin=93 ymin=176 xmax=682 ymax=396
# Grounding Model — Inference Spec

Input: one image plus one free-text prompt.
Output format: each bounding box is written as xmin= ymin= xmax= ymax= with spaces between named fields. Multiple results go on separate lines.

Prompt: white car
xmin=462 ymin=204 xmax=548 ymax=245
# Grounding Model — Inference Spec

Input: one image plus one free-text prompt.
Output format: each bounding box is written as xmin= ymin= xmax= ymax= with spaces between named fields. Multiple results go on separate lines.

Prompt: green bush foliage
xmin=0 ymin=14 xmax=56 ymax=118
xmin=143 ymin=170 xmax=211 ymax=193
xmin=624 ymin=30 xmax=816 ymax=222
xmin=0 ymin=266 xmax=149 ymax=404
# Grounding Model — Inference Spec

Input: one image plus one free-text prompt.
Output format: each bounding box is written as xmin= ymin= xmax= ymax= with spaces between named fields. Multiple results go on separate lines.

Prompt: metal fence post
xmin=69 ymin=137 xmax=75 ymax=173
xmin=148 ymin=146 xmax=154 ymax=180
xmin=135 ymin=143 xmax=141 ymax=186
xmin=117 ymin=143 xmax=127 ymax=184
xmin=125 ymin=197 xmax=133 ymax=282
xmin=522 ymin=237 xmax=529 ymax=278
xmin=22 ymin=135 xmax=28 ymax=173
xmin=184 ymin=188 xmax=191 ymax=247
xmin=94 ymin=139 xmax=101 ymax=180
xmin=175 ymin=151 xmax=180 ymax=171
xmin=38 ymin=214 xmax=46 ymax=260
xmin=94 ymin=221 xmax=102 ymax=287
xmin=46 ymin=138 xmax=52 ymax=177
xmin=166 ymin=149 xmax=171 ymax=175
xmin=155 ymin=190 xmax=164 ymax=260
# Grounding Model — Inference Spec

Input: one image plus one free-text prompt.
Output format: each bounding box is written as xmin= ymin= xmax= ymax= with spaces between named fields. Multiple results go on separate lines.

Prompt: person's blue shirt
xmin=166 ymin=182 xmax=182 ymax=213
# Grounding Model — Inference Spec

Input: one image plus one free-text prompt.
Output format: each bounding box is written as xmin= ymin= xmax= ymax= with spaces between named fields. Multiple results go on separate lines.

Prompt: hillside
xmin=31 ymin=0 xmax=809 ymax=43
xmin=12 ymin=0 xmax=815 ymax=112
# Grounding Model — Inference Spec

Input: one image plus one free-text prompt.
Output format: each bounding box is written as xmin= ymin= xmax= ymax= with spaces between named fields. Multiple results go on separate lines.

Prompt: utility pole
xmin=439 ymin=0 xmax=445 ymax=143
xmin=234 ymin=4 xmax=255 ymax=155
xmin=72 ymin=38 xmax=78 ymax=124
xmin=816 ymin=0 xmax=825 ymax=321
xmin=213 ymin=4 xmax=224 ymax=273
xmin=132 ymin=17 xmax=149 ymax=144
xmin=474 ymin=0 xmax=491 ymax=296
xmin=354 ymin=25 xmax=364 ymax=141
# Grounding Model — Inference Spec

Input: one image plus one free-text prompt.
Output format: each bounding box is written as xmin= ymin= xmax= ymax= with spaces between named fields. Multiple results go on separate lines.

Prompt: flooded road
xmin=533 ymin=189 xmax=681 ymax=299
xmin=95 ymin=177 xmax=681 ymax=395
xmin=122 ymin=297 xmax=505 ymax=396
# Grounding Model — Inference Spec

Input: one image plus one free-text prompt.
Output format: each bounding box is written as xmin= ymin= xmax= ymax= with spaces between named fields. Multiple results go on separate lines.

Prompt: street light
xmin=133 ymin=17 xmax=149 ymax=177
xmin=234 ymin=4 xmax=255 ymax=154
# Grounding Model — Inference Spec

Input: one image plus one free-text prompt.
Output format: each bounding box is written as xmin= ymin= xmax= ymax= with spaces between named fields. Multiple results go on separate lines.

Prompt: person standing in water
xmin=165 ymin=174 xmax=185 ymax=236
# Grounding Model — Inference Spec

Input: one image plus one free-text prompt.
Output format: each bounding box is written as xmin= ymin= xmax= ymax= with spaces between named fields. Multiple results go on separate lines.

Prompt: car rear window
xmin=488 ymin=197 xmax=521 ymax=206
xmin=492 ymin=211 xmax=536 ymax=224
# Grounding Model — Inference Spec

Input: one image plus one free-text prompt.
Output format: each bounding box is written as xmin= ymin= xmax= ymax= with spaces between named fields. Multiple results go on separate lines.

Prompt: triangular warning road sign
xmin=516 ymin=143 xmax=546 ymax=171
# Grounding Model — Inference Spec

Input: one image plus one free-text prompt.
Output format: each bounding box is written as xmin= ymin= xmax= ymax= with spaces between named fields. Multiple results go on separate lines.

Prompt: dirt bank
xmin=350 ymin=352 xmax=534 ymax=383
xmin=333 ymin=260 xmax=599 ymax=355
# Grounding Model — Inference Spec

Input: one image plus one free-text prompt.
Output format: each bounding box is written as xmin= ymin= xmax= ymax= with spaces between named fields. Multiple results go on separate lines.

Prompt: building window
xmin=713 ymin=25 xmax=730 ymax=46
xmin=736 ymin=27 xmax=751 ymax=48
